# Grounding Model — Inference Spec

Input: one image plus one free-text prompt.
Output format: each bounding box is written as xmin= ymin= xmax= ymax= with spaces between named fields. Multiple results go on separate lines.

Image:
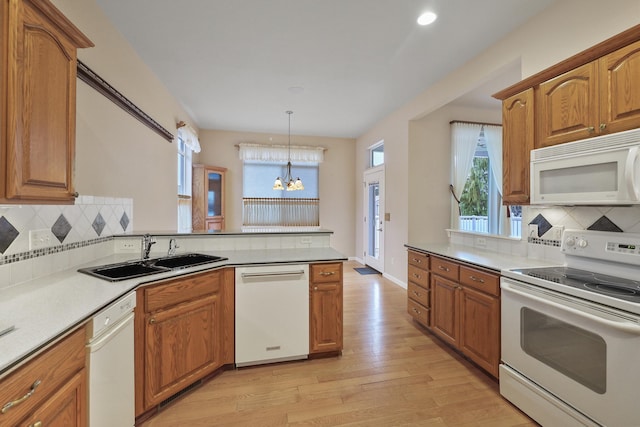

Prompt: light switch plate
xmin=528 ymin=224 xmax=539 ymax=238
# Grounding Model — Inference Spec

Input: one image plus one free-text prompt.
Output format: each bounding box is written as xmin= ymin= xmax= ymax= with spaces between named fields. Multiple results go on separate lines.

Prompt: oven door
xmin=501 ymin=278 xmax=640 ymax=427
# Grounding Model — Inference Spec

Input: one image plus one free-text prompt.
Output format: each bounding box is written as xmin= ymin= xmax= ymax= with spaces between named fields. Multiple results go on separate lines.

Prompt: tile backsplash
xmin=0 ymin=196 xmax=133 ymax=258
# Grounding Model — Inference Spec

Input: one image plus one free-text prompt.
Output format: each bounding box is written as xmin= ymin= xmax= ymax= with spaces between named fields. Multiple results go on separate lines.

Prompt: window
xmin=238 ymin=143 xmax=324 ymax=228
xmin=176 ymin=125 xmax=201 ymax=232
xmin=369 ymin=142 xmax=384 ymax=167
xmin=451 ymin=122 xmax=521 ymax=238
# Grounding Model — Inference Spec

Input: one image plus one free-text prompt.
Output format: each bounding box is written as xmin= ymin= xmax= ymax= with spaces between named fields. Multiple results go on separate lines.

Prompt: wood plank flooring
xmin=141 ymin=261 xmax=537 ymax=426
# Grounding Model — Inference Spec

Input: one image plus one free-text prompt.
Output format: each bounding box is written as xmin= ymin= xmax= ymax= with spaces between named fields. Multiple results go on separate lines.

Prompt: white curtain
xmin=484 ymin=125 xmax=509 ymax=236
xmin=451 ymin=122 xmax=482 ymax=228
xmin=177 ymin=125 xmax=201 ymax=153
xmin=238 ymin=143 xmax=324 ymax=163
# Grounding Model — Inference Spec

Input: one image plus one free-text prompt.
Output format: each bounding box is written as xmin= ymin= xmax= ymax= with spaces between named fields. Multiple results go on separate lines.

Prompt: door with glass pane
xmin=363 ymin=167 xmax=384 ymax=272
xmin=192 ymin=164 xmax=226 ymax=231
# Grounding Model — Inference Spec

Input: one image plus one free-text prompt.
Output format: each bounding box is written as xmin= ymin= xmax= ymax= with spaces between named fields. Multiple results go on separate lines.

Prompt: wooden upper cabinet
xmin=1 ymin=0 xmax=93 ymax=203
xmin=599 ymin=39 xmax=640 ymax=134
xmin=502 ymin=89 xmax=534 ymax=205
xmin=536 ymin=62 xmax=600 ymax=148
xmin=192 ymin=164 xmax=227 ymax=231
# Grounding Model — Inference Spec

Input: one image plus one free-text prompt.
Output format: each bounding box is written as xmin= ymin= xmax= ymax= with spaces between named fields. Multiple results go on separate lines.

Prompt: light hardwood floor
xmin=142 ymin=260 xmax=537 ymax=426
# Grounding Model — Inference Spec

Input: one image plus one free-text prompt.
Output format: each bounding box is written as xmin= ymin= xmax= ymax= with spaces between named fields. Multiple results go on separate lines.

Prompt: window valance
xmin=238 ymin=143 xmax=325 ymax=163
xmin=177 ymin=124 xmax=201 ymax=153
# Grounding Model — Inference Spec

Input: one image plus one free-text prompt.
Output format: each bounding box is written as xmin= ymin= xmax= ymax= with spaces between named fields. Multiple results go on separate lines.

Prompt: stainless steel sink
xmin=79 ymin=253 xmax=227 ymax=282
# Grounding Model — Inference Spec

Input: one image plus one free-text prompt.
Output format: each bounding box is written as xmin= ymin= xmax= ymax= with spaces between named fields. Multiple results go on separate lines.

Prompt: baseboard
xmin=383 ymin=272 xmax=406 ymax=289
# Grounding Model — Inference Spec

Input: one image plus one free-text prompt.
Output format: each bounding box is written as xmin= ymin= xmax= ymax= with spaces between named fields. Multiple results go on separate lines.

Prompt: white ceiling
xmin=95 ymin=0 xmax=557 ymax=138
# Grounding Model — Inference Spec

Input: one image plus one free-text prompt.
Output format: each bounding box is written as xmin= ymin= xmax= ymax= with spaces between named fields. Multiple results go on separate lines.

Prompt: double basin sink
xmin=78 ymin=253 xmax=228 ymax=282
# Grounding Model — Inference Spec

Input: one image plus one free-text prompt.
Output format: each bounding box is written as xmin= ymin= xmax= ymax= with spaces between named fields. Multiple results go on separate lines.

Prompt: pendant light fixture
xmin=273 ymin=110 xmax=304 ymax=191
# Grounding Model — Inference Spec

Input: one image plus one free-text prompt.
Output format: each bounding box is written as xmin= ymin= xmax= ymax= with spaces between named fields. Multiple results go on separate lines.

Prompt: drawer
xmin=145 ymin=269 xmax=220 ymax=312
xmin=408 ymin=264 xmax=429 ymax=288
xmin=408 ymin=281 xmax=430 ymax=307
xmin=430 ymin=256 xmax=459 ymax=281
xmin=407 ymin=299 xmax=430 ymax=327
xmin=407 ymin=250 xmax=429 ymax=269
xmin=460 ymin=265 xmax=500 ymax=296
xmin=310 ymin=263 xmax=342 ymax=283
xmin=0 ymin=326 xmax=86 ymax=426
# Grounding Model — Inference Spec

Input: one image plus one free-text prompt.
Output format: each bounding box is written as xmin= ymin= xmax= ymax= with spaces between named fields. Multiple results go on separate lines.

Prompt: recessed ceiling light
xmin=417 ymin=11 xmax=437 ymax=26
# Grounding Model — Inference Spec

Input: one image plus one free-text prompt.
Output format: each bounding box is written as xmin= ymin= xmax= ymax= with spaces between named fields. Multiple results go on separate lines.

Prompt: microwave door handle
xmin=624 ymin=146 xmax=640 ymax=200
xmin=502 ymin=281 xmax=640 ymax=335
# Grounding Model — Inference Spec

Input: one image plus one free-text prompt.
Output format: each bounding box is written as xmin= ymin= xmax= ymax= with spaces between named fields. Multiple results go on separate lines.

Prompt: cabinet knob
xmin=149 ymin=318 xmax=156 ymax=324
xmin=73 ymin=191 xmax=79 ymax=198
xmin=30 ymin=422 xmax=43 ymax=427
xmin=587 ymin=126 xmax=595 ymax=133
xmin=600 ymin=123 xmax=607 ymax=130
xmin=313 ymin=286 xmax=318 ymax=291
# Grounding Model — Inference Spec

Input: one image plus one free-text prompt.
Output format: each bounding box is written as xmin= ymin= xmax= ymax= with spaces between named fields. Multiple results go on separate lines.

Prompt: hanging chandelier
xmin=273 ymin=110 xmax=304 ymax=191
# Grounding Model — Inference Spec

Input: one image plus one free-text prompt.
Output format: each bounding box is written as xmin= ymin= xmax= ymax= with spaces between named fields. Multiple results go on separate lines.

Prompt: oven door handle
xmin=502 ymin=281 xmax=640 ymax=335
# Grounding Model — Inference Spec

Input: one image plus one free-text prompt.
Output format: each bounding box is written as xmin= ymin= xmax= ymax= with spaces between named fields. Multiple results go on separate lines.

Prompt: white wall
xmin=357 ymin=0 xmax=640 ymax=285
xmin=52 ymin=0 xmax=198 ymax=231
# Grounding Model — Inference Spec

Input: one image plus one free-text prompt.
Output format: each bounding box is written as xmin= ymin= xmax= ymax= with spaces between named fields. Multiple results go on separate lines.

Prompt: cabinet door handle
xmin=438 ymin=265 xmax=450 ymax=272
xmin=2 ymin=380 xmax=41 ymax=413
xmin=469 ymin=275 xmax=485 ymax=283
xmin=30 ymin=422 xmax=43 ymax=427
xmin=149 ymin=318 xmax=156 ymax=324
xmin=320 ymin=271 xmax=336 ymax=276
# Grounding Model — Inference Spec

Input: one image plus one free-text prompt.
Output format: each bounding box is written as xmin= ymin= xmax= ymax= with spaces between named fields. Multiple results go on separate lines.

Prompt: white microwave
xmin=530 ymin=128 xmax=640 ymax=205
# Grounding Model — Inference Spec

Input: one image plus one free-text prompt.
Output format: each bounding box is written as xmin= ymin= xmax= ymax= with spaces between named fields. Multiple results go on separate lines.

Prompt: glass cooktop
xmin=511 ymin=266 xmax=640 ymax=303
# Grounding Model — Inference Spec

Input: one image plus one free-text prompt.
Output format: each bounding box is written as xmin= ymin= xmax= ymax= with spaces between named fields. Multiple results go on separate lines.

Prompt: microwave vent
xmin=532 ymin=127 xmax=640 ymax=161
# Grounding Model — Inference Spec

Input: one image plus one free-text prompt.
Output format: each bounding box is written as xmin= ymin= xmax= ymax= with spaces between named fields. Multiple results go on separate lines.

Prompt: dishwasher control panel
xmin=91 ymin=291 xmax=136 ymax=337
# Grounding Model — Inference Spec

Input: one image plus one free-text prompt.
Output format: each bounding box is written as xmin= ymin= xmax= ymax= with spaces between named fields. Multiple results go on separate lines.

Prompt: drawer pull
xmin=438 ymin=265 xmax=450 ymax=272
xmin=412 ymin=290 xmax=420 ymax=296
xmin=413 ymin=273 xmax=421 ymax=278
xmin=469 ymin=275 xmax=485 ymax=283
xmin=2 ymin=380 xmax=41 ymax=414
xmin=30 ymin=422 xmax=43 ymax=427
xmin=412 ymin=258 xmax=422 ymax=263
xmin=320 ymin=271 xmax=336 ymax=276
xmin=412 ymin=307 xmax=420 ymax=314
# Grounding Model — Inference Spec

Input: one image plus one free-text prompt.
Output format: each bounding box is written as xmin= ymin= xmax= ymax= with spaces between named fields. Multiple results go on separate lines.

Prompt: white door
xmin=363 ymin=166 xmax=384 ymax=272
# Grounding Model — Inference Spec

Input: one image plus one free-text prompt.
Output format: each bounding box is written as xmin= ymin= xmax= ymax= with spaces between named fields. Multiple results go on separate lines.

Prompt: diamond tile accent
xmin=120 ymin=212 xmax=130 ymax=232
xmin=587 ymin=215 xmax=622 ymax=232
xmin=0 ymin=216 xmax=19 ymax=254
xmin=51 ymin=214 xmax=72 ymax=243
xmin=92 ymin=213 xmax=106 ymax=236
xmin=529 ymin=214 xmax=552 ymax=237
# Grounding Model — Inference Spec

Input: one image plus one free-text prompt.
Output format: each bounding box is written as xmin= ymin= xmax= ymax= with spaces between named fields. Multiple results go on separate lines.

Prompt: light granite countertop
xmin=405 ymin=242 xmax=560 ymax=271
xmin=0 ymin=247 xmax=346 ymax=375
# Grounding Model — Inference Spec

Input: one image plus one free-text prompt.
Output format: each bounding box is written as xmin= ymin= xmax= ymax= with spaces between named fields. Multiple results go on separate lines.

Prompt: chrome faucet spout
xmin=168 ymin=238 xmax=179 ymax=256
xmin=141 ymin=234 xmax=156 ymax=259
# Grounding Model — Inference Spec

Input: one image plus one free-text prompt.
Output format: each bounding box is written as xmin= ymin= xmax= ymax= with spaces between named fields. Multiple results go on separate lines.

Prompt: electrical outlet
xmin=476 ymin=237 xmax=487 ymax=247
xmin=528 ymin=224 xmax=539 ymax=238
xmin=300 ymin=237 xmax=312 ymax=245
xmin=115 ymin=239 xmax=139 ymax=252
xmin=553 ymin=226 xmax=565 ymax=240
xmin=29 ymin=229 xmax=51 ymax=250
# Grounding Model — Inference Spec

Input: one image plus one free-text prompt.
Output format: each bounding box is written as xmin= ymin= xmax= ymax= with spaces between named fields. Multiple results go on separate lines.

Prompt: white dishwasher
xmin=235 ymin=264 xmax=309 ymax=367
xmin=87 ymin=291 xmax=136 ymax=427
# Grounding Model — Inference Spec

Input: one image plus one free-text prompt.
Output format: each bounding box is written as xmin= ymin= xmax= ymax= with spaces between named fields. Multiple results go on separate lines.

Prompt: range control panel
xmin=562 ymin=229 xmax=640 ymax=265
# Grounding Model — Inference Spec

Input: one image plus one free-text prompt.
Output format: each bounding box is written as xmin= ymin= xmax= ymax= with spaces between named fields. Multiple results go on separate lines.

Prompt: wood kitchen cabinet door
xmin=1 ymin=0 xmax=92 ymax=203
xmin=599 ymin=39 xmax=640 ymax=135
xmin=502 ymin=89 xmax=534 ymax=205
xmin=459 ymin=286 xmax=500 ymax=378
xmin=536 ymin=62 xmax=600 ymax=148
xmin=144 ymin=295 xmax=221 ymax=407
xmin=309 ymin=263 xmax=343 ymax=354
xmin=430 ymin=275 xmax=459 ymax=347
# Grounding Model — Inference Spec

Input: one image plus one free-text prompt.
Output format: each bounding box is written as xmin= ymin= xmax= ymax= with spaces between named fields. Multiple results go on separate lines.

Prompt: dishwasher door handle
xmin=241 ymin=270 xmax=305 ymax=279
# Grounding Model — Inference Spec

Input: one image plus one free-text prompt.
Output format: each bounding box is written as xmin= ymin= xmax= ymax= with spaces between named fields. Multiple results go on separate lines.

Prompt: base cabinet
xmin=0 ymin=326 xmax=87 ymax=426
xmin=407 ymin=252 xmax=500 ymax=378
xmin=407 ymin=250 xmax=430 ymax=327
xmin=135 ymin=268 xmax=233 ymax=416
xmin=309 ymin=263 xmax=343 ymax=354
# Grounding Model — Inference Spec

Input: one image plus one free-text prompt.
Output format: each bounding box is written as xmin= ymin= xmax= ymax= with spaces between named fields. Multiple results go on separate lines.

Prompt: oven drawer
xmin=430 ymin=256 xmax=459 ymax=281
xmin=460 ymin=266 xmax=499 ymax=296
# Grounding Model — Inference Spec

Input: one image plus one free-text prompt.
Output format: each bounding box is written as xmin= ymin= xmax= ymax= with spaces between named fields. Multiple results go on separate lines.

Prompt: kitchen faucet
xmin=141 ymin=234 xmax=156 ymax=259
xmin=168 ymin=238 xmax=179 ymax=256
